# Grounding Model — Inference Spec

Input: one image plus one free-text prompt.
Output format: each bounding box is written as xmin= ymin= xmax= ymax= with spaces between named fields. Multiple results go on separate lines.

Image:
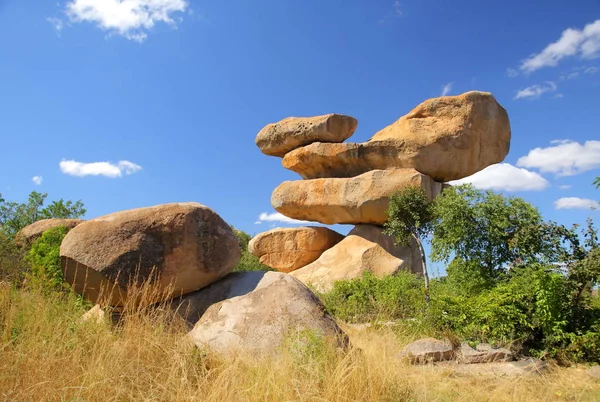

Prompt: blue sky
xmin=0 ymin=0 xmax=599 ymax=244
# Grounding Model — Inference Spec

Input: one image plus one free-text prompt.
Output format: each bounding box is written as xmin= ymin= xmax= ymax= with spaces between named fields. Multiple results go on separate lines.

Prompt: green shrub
xmin=26 ymin=226 xmax=68 ymax=292
xmin=233 ymin=229 xmax=272 ymax=272
xmin=318 ymin=271 xmax=426 ymax=323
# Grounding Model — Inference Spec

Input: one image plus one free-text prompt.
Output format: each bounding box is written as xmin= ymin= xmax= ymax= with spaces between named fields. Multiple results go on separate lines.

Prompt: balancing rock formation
xmin=252 ymin=91 xmax=511 ymax=289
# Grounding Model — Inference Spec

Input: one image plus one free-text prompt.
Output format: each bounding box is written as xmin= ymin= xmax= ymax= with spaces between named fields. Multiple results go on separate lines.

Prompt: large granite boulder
xmin=282 ymin=91 xmax=510 ymax=182
xmin=15 ymin=218 xmax=83 ymax=247
xmin=60 ymin=203 xmax=241 ymax=306
xmin=255 ymin=114 xmax=358 ymax=157
xmin=290 ymin=227 xmax=420 ymax=292
xmin=248 ymin=226 xmax=344 ymax=273
xmin=187 ymin=271 xmax=348 ymax=356
xmin=271 ymin=168 xmax=442 ymax=225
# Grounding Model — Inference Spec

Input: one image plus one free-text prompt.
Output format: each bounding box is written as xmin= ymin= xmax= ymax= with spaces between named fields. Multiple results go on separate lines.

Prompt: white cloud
xmin=46 ymin=17 xmax=65 ymax=35
xmin=554 ymin=197 xmax=599 ymax=210
xmin=441 ymin=82 xmax=453 ymax=96
xmin=559 ymin=185 xmax=572 ymax=190
xmin=517 ymin=140 xmax=600 ymax=176
xmin=448 ymin=163 xmax=550 ymax=192
xmin=584 ymin=66 xmax=599 ymax=74
xmin=393 ymin=1 xmax=402 ymax=16
xmin=520 ymin=19 xmax=600 ymax=72
xmin=506 ymin=68 xmax=519 ymax=77
xmin=514 ymin=81 xmax=557 ymax=99
xmin=256 ymin=212 xmax=312 ymax=225
xmin=64 ymin=0 xmax=188 ymax=42
xmin=60 ymin=159 xmax=142 ymax=178
xmin=32 ymin=176 xmax=43 ymax=186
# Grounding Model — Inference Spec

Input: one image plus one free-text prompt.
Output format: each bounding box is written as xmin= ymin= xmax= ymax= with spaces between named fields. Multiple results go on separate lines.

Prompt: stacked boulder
xmin=252 ymin=91 xmax=511 ymax=292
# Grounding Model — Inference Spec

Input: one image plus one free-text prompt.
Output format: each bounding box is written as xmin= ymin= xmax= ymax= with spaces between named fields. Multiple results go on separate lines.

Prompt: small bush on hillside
xmin=318 ymin=271 xmax=426 ymax=323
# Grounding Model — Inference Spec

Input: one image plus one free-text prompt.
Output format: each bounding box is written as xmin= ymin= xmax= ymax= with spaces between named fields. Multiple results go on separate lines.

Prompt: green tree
xmin=430 ymin=184 xmax=547 ymax=284
xmin=232 ymin=228 xmax=271 ymax=272
xmin=26 ymin=226 xmax=68 ymax=291
xmin=0 ymin=191 xmax=85 ymax=238
xmin=595 ymin=177 xmax=600 ymax=189
xmin=384 ymin=186 xmax=434 ymax=305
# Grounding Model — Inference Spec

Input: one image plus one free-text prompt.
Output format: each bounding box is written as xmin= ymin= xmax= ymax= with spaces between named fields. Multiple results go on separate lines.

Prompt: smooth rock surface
xmin=290 ymin=229 xmax=419 ymax=292
xmin=15 ymin=218 xmax=83 ymax=247
xmin=271 ymin=168 xmax=442 ymax=225
xmin=60 ymin=203 xmax=241 ymax=306
xmin=399 ymin=338 xmax=455 ymax=364
xmin=447 ymin=358 xmax=549 ymax=377
xmin=255 ymin=114 xmax=358 ymax=157
xmin=248 ymin=226 xmax=344 ymax=273
xmin=188 ymin=271 xmax=348 ymax=356
xmin=458 ymin=343 xmax=515 ymax=364
xmin=282 ymin=91 xmax=510 ymax=182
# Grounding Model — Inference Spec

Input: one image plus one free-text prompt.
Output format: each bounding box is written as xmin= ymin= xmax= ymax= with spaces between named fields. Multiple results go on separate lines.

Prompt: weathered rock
xmin=399 ymin=338 xmax=455 ymax=364
xmin=282 ymin=91 xmax=510 ymax=182
xmin=187 ymin=271 xmax=348 ymax=356
xmin=15 ymin=218 xmax=83 ymax=247
xmin=271 ymin=168 xmax=441 ymax=225
xmin=248 ymin=227 xmax=344 ymax=273
xmin=588 ymin=365 xmax=600 ymax=380
xmin=290 ymin=228 xmax=420 ymax=292
xmin=60 ymin=203 xmax=241 ymax=306
xmin=256 ymin=114 xmax=358 ymax=157
xmin=448 ymin=358 xmax=549 ymax=377
xmin=458 ymin=343 xmax=515 ymax=364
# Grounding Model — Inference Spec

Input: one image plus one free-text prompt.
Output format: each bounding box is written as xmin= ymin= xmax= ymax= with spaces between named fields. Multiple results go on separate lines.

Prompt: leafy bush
xmin=233 ymin=229 xmax=272 ymax=272
xmin=318 ymin=271 xmax=426 ymax=323
xmin=26 ymin=226 xmax=68 ymax=292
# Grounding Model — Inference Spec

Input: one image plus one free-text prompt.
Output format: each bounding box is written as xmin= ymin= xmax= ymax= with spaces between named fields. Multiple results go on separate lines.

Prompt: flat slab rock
xmin=271 ymin=168 xmax=442 ymax=226
xmin=255 ymin=114 xmax=358 ymax=157
xmin=458 ymin=343 xmax=514 ymax=364
xmin=440 ymin=358 xmax=550 ymax=377
xmin=398 ymin=338 xmax=455 ymax=363
xmin=187 ymin=271 xmax=348 ymax=356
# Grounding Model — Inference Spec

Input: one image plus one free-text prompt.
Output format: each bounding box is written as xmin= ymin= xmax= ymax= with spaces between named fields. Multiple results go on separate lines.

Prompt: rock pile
xmin=252 ymin=91 xmax=511 ymax=289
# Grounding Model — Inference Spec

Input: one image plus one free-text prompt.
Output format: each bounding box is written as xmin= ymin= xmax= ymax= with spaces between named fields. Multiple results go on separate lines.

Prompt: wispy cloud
xmin=517 ymin=140 xmax=600 ymax=176
xmin=441 ymin=82 xmax=453 ymax=96
xmin=506 ymin=68 xmax=519 ymax=78
xmin=554 ymin=197 xmax=599 ymax=210
xmin=558 ymin=185 xmax=572 ymax=190
xmin=60 ymin=160 xmax=142 ymax=178
xmin=448 ymin=163 xmax=550 ymax=192
xmin=60 ymin=0 xmax=188 ymax=42
xmin=520 ymin=19 xmax=600 ymax=73
xmin=46 ymin=17 xmax=65 ymax=36
xmin=514 ymin=81 xmax=557 ymax=99
xmin=255 ymin=212 xmax=311 ymax=225
xmin=378 ymin=1 xmax=402 ymax=23
xmin=32 ymin=176 xmax=43 ymax=186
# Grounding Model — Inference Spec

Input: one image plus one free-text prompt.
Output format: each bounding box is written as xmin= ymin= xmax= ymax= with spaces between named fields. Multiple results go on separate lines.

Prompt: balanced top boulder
xmin=255 ymin=114 xmax=358 ymax=157
xmin=60 ymin=203 xmax=241 ymax=306
xmin=15 ymin=218 xmax=83 ymax=247
xmin=248 ymin=226 xmax=344 ymax=273
xmin=271 ymin=168 xmax=442 ymax=226
xmin=282 ymin=91 xmax=510 ymax=182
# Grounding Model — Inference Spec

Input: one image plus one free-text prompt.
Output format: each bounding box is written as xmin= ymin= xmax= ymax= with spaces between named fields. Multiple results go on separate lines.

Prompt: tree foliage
xmin=26 ymin=226 xmax=69 ymax=291
xmin=232 ymin=228 xmax=272 ymax=272
xmin=0 ymin=191 xmax=86 ymax=238
xmin=430 ymin=185 xmax=547 ymax=280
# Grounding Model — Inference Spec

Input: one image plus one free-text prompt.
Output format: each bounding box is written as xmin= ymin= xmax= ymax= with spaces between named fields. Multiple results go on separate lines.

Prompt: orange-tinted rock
xmin=271 ymin=169 xmax=441 ymax=225
xmin=255 ymin=114 xmax=358 ymax=157
xmin=282 ymin=91 xmax=510 ymax=182
xmin=248 ymin=227 xmax=344 ymax=273
xmin=15 ymin=218 xmax=83 ymax=247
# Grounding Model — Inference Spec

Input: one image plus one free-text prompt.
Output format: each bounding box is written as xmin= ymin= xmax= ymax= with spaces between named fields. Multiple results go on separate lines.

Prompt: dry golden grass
xmin=1 ymin=285 xmax=599 ymax=402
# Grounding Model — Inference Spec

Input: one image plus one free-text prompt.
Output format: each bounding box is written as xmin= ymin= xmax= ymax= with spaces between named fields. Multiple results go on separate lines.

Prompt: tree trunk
xmin=414 ymin=234 xmax=430 ymax=308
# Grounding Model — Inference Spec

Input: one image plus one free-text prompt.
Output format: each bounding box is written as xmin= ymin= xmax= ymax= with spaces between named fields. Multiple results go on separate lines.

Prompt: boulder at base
xmin=290 ymin=226 xmax=421 ymax=293
xmin=255 ymin=114 xmax=358 ymax=157
xmin=248 ymin=227 xmax=344 ymax=273
xmin=60 ymin=203 xmax=241 ymax=306
xmin=15 ymin=218 xmax=83 ymax=247
xmin=282 ymin=91 xmax=510 ymax=182
xmin=188 ymin=271 xmax=348 ymax=356
xmin=271 ymin=168 xmax=441 ymax=226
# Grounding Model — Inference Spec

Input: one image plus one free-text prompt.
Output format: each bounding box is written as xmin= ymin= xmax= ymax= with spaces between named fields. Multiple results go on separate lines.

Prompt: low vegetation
xmin=1 ymin=187 xmax=599 ymax=400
